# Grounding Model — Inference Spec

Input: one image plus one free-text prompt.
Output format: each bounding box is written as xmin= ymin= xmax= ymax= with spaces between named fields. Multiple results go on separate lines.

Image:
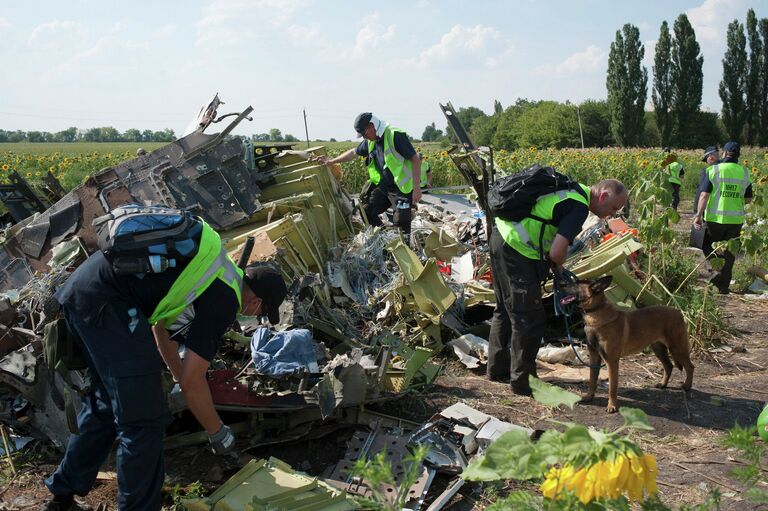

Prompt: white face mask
xmin=369 ymin=114 xmax=387 ymax=137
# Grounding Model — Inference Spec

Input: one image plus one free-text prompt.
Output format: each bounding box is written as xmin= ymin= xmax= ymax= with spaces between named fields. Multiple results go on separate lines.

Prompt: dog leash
xmin=551 ymin=269 xmax=603 ymax=369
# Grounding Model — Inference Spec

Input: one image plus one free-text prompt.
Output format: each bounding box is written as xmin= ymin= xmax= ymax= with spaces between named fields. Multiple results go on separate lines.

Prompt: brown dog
xmin=564 ymin=275 xmax=694 ymax=413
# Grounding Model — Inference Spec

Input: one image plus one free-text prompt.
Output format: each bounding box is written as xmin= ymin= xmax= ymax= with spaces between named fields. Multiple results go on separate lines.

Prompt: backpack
xmin=487 ymin=164 xmax=587 ymax=222
xmin=93 ymin=204 xmax=202 ymax=275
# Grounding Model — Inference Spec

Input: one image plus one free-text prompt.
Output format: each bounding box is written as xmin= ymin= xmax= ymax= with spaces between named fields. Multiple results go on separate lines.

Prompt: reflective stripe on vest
xmin=667 ymin=162 xmax=682 ymax=185
xmin=495 ymin=184 xmax=590 ymax=260
xmin=704 ymin=162 xmax=750 ymax=225
xmin=367 ymin=125 xmax=414 ymax=193
xmin=149 ymin=221 xmax=243 ymax=326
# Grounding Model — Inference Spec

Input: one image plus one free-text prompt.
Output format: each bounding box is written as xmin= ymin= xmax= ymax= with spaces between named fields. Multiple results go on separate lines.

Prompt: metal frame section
xmin=0 ymin=105 xmax=266 ymax=282
xmin=0 ymin=171 xmax=49 ymax=223
xmin=439 ymin=102 xmax=495 ymax=236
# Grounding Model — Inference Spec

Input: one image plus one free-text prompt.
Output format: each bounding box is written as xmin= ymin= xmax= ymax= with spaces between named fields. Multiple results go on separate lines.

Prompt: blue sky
xmin=1 ymin=0 xmax=765 ymax=140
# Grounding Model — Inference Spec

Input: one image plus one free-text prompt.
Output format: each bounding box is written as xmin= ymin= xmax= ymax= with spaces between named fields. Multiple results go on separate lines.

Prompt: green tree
xmin=491 ymin=99 xmax=538 ymax=150
xmin=83 ymin=128 xmax=101 ymax=142
xmin=719 ymin=19 xmax=747 ymax=142
xmin=99 ymin=127 xmax=120 ymax=142
xmin=470 ymin=114 xmax=501 ymax=146
xmin=54 ymin=127 xmax=78 ymax=142
xmin=268 ymin=128 xmax=283 ymax=142
xmin=578 ymin=100 xmax=613 ymax=147
xmin=606 ymin=23 xmax=647 ymax=146
xmin=688 ymin=111 xmax=725 ymax=148
xmin=510 ymin=101 xmax=580 ymax=149
xmin=745 ymin=9 xmax=762 ymax=145
xmin=652 ymin=21 xmax=674 ymax=147
xmin=7 ymin=130 xmax=26 ymax=142
xmin=27 ymin=131 xmax=44 ymax=143
xmin=421 ymin=122 xmax=443 ymax=142
xmin=493 ymin=99 xmax=503 ymax=114
xmin=283 ymin=133 xmax=299 ymax=142
xmin=758 ymin=18 xmax=768 ymax=146
xmin=671 ymin=14 xmax=704 ymax=147
xmin=642 ymin=111 xmax=661 ymax=147
xmin=123 ymin=128 xmax=143 ymax=142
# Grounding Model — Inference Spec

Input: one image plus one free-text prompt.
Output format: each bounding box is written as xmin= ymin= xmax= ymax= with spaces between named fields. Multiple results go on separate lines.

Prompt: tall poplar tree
xmin=758 ymin=18 xmax=768 ymax=146
xmin=670 ymin=14 xmax=703 ymax=147
xmin=719 ymin=19 xmax=747 ymax=142
xmin=652 ymin=21 xmax=674 ymax=147
xmin=745 ymin=9 xmax=762 ymax=145
xmin=606 ymin=23 xmax=647 ymax=147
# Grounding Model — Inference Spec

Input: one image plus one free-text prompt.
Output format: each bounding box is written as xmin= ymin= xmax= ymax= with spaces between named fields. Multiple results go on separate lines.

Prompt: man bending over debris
xmin=317 ymin=112 xmax=421 ymax=240
xmin=41 ymin=236 xmax=287 ymax=510
xmin=488 ymin=179 xmax=628 ymax=396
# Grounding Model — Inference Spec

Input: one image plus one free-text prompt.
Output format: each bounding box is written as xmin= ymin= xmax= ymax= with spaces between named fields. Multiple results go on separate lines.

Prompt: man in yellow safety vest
xmin=693 ymin=141 xmax=753 ymax=294
xmin=663 ymin=148 xmax=685 ymax=211
xmin=488 ymin=178 xmax=627 ymax=396
xmin=41 ymin=221 xmax=287 ymax=511
xmin=319 ymin=113 xmax=422 ymax=239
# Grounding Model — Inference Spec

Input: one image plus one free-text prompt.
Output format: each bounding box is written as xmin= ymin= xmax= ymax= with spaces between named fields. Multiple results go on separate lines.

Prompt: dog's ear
xmin=589 ymin=275 xmax=613 ymax=293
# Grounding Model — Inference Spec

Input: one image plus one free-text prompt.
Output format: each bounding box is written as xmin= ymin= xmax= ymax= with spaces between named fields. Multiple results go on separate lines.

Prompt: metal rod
xmin=0 ymin=424 xmax=17 ymax=475
xmin=303 ymin=108 xmax=310 ymax=149
xmin=237 ymin=236 xmax=255 ymax=269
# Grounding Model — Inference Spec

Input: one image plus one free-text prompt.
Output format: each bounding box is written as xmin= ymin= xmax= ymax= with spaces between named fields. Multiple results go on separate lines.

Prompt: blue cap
xmin=723 ymin=141 xmax=740 ymax=155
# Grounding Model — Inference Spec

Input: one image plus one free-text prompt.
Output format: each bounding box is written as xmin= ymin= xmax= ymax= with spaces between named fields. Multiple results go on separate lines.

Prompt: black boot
xmin=40 ymin=496 xmax=91 ymax=511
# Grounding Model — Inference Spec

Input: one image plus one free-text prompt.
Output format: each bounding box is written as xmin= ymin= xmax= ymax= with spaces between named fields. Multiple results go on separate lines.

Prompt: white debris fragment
xmin=537 ymin=344 xmax=587 ymax=364
xmin=447 ymin=334 xmax=489 ymax=368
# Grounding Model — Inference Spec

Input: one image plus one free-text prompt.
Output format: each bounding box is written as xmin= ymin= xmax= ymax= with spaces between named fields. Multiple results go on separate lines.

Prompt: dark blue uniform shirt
xmin=55 ymin=251 xmax=239 ymax=361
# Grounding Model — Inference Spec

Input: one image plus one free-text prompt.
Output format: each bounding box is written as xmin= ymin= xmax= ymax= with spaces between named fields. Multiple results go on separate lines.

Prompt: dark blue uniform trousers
xmin=487 ymin=228 xmax=548 ymax=391
xmin=46 ymin=302 xmax=171 ymax=511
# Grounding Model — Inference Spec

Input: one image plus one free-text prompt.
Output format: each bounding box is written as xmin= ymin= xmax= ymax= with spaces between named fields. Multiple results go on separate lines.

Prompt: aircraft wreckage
xmin=0 ymin=97 xmax=661 ymax=509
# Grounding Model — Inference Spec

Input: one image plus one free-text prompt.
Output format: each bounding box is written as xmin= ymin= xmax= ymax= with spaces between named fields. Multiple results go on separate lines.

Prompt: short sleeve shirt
xmin=551 ymin=200 xmax=590 ymax=242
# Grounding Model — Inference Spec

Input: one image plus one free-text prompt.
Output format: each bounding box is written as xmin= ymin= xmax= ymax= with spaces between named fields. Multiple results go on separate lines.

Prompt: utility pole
xmin=303 ymin=108 xmax=310 ymax=149
xmin=576 ymin=104 xmax=585 ymax=150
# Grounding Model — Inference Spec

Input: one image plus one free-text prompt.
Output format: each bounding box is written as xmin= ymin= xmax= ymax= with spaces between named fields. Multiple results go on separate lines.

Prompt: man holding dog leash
xmin=487 ymin=178 xmax=627 ymax=396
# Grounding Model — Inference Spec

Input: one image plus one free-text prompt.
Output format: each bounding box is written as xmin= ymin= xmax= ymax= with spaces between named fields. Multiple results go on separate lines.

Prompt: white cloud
xmin=337 ymin=12 xmax=396 ymax=61
xmin=28 ymin=20 xmax=86 ymax=49
xmin=686 ymin=0 xmax=748 ymax=44
xmin=0 ymin=17 xmax=10 ymax=29
xmin=286 ymin=22 xmax=322 ymax=47
xmin=156 ymin=24 xmax=177 ymax=38
xmin=536 ymin=45 xmax=606 ymax=75
xmin=195 ymin=0 xmax=310 ymax=48
xmin=406 ymin=24 xmax=512 ymax=68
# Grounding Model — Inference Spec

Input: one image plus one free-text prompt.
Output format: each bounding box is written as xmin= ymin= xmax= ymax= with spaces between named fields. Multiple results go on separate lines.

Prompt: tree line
xmin=0 ymin=127 xmax=177 ymax=143
xmin=0 ymin=127 xmax=301 ymax=144
xmin=423 ymin=9 xmax=767 ymax=149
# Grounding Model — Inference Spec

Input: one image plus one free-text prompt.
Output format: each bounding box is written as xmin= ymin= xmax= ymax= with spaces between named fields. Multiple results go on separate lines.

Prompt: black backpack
xmin=488 ymin=164 xmax=587 ymax=222
xmin=93 ymin=204 xmax=202 ymax=275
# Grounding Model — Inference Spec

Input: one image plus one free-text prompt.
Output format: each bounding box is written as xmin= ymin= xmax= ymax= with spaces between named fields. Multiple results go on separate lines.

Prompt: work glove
xmin=208 ymin=424 xmax=236 ymax=456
